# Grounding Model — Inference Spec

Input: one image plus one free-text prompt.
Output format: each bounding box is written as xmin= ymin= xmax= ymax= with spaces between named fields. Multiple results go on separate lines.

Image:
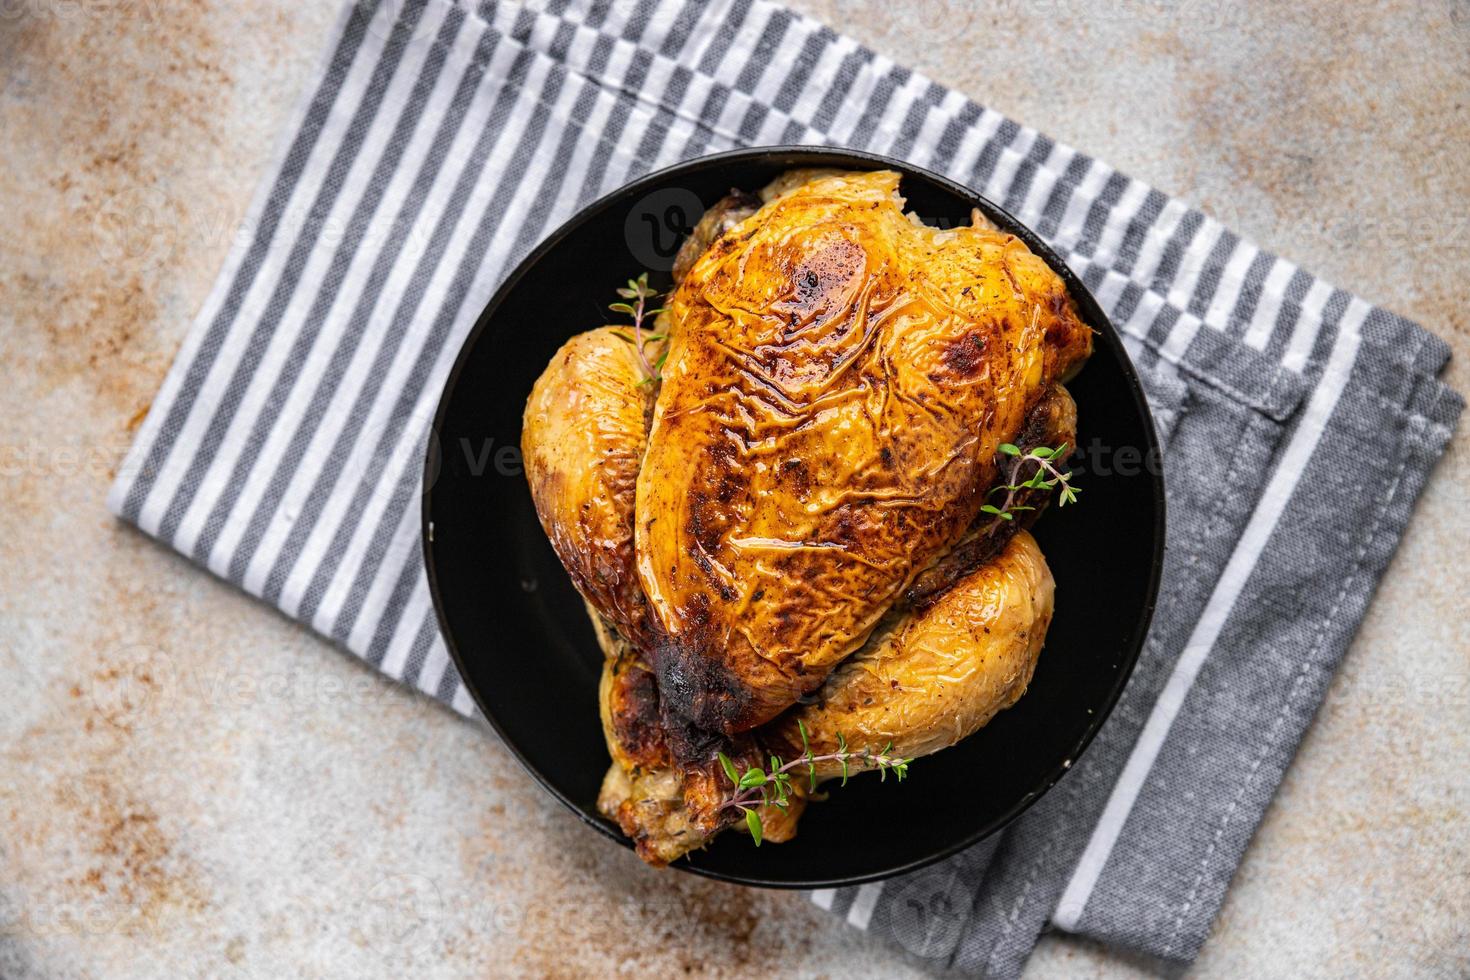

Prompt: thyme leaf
xmin=606 ymin=271 xmax=664 ymax=383
xmin=984 ymin=441 xmax=1081 ymax=531
xmin=716 ymin=729 xmax=913 ymax=845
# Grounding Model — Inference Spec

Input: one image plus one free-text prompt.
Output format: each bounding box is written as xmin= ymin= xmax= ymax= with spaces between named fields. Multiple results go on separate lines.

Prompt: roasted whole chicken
xmin=522 ymin=170 xmax=1091 ymax=865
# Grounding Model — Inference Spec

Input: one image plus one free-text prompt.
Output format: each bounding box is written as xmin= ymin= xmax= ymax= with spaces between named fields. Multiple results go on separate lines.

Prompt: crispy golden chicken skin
xmin=596 ymin=528 xmax=1053 ymax=865
xmin=521 ymin=169 xmax=1089 ymax=865
xmin=635 ymin=171 xmax=1091 ymax=734
xmin=522 ymin=324 xmax=746 ymax=865
xmin=523 ymin=327 xmax=656 ymax=647
xmin=764 ymin=530 xmax=1054 ymax=773
xmin=590 ymin=387 xmax=1072 ymax=865
xmin=903 ymin=383 xmax=1076 ymax=609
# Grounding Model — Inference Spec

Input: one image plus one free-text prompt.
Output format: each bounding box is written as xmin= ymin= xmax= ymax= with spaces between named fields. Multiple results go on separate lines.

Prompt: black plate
xmin=423 ymin=147 xmax=1165 ymax=889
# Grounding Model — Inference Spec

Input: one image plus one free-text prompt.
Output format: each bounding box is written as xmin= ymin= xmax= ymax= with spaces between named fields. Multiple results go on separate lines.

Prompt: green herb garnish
xmin=716 ymin=728 xmax=911 ymax=846
xmin=609 ymin=272 xmax=666 ymax=385
xmin=983 ymin=441 xmax=1080 ymax=528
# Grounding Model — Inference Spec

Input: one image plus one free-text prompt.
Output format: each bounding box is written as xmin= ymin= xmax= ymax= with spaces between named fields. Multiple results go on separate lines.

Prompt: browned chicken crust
xmin=903 ymin=382 xmax=1076 ymax=609
xmin=635 ymin=171 xmax=1091 ymax=734
xmin=764 ymin=530 xmax=1054 ymax=771
xmin=521 ymin=169 xmax=1091 ymax=865
xmin=596 ymin=528 xmax=1055 ymax=866
xmin=523 ymin=327 xmax=656 ymax=647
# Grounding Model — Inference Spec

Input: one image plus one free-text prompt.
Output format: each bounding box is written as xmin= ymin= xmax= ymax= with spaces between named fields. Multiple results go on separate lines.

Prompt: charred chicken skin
xmin=636 ymin=170 xmax=1089 ymax=734
xmin=522 ymin=170 xmax=1091 ymax=865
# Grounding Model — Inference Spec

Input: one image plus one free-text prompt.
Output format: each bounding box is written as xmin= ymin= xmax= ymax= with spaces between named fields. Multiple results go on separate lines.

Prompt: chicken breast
xmin=634 ymin=170 xmax=1091 ymax=734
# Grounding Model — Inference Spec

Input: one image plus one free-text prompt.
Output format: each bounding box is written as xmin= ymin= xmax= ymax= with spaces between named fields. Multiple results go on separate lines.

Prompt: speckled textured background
xmin=1 ymin=1 xmax=1466 ymax=976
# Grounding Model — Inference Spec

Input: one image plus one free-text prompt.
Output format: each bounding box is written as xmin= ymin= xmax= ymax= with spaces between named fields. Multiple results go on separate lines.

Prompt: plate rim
xmin=422 ymin=145 xmax=1167 ymax=889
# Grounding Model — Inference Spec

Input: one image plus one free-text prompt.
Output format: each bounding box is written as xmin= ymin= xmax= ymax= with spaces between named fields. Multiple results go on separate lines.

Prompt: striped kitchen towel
xmin=107 ymin=0 xmax=1462 ymax=973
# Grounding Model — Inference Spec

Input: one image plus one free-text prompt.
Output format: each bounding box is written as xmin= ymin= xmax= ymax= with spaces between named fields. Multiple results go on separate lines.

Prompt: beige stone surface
xmin=1 ymin=1 xmax=1465 ymax=977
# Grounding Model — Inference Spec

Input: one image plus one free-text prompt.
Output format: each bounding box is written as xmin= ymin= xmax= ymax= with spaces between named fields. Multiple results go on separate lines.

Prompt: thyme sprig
xmin=981 ymin=441 xmax=1080 ymax=531
xmin=608 ymin=272 xmax=667 ymax=386
xmin=716 ymin=721 xmax=911 ymax=845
